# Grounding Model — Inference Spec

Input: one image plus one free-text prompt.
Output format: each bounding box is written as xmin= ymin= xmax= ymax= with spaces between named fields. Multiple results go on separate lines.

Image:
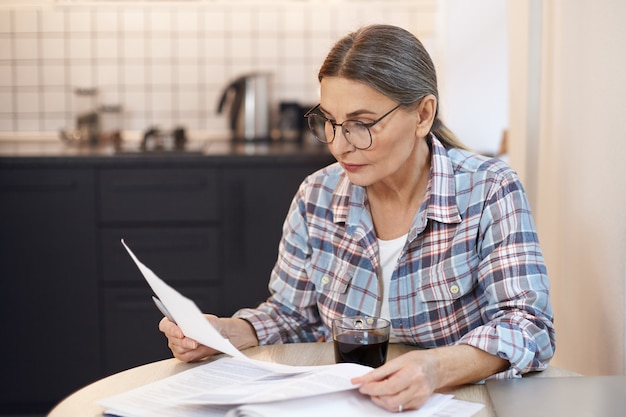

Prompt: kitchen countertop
xmin=0 ymin=137 xmax=335 ymax=167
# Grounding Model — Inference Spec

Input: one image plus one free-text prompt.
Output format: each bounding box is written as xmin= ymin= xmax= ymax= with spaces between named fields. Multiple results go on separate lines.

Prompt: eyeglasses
xmin=304 ymin=103 xmax=401 ymax=150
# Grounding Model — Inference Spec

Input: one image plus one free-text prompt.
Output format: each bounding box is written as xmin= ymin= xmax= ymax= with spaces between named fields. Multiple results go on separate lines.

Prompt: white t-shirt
xmin=377 ymin=233 xmax=408 ymax=343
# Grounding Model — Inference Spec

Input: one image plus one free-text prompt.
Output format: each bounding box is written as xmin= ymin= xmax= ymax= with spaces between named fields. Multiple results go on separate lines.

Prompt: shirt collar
xmin=425 ymin=134 xmax=463 ymax=224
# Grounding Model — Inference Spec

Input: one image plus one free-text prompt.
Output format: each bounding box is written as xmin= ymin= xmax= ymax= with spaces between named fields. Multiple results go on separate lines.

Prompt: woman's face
xmin=319 ymin=77 xmax=428 ymax=188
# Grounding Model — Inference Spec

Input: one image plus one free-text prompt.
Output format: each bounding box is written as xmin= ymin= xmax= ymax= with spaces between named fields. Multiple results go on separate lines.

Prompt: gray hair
xmin=318 ymin=24 xmax=465 ymax=149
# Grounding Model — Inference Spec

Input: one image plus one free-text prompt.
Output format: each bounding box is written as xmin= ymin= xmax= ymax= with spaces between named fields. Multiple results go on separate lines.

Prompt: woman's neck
xmin=367 ymin=139 xmax=431 ymax=240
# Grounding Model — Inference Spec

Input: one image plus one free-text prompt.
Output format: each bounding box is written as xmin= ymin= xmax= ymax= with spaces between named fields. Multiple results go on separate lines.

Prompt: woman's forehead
xmin=320 ymin=77 xmax=392 ymax=113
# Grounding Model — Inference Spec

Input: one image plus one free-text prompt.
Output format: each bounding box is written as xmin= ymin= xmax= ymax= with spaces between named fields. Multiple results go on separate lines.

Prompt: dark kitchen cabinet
xmin=221 ymin=164 xmax=317 ymax=314
xmin=98 ymin=168 xmax=222 ymax=376
xmin=0 ymin=143 xmax=334 ymax=415
xmin=0 ymin=168 xmax=100 ymax=413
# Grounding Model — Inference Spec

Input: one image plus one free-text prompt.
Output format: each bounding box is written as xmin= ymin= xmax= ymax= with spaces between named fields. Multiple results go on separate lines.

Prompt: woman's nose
xmin=329 ymin=129 xmax=355 ymax=154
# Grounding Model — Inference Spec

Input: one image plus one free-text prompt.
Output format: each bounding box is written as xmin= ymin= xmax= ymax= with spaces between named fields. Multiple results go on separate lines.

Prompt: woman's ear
xmin=414 ymin=95 xmax=437 ymax=138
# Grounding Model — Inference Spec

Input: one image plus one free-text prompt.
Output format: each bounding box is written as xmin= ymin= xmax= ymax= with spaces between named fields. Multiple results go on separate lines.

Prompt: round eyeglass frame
xmin=304 ymin=104 xmax=401 ymax=150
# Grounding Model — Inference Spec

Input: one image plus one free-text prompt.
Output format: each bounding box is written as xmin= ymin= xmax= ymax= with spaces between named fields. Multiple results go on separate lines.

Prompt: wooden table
xmin=48 ymin=343 xmax=577 ymax=417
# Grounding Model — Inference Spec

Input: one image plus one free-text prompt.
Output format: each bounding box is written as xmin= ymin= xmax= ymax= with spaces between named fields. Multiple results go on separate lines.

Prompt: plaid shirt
xmin=235 ymin=135 xmax=556 ymax=377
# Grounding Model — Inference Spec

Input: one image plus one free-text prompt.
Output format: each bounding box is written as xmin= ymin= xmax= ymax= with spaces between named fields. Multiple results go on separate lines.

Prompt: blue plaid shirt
xmin=235 ymin=135 xmax=556 ymax=377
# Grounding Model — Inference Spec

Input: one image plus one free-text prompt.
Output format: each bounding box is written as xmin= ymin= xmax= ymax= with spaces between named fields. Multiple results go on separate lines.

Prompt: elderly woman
xmin=160 ymin=24 xmax=556 ymax=413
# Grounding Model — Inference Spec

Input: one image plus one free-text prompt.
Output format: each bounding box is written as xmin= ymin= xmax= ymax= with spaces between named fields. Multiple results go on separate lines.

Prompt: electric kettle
xmin=217 ymin=73 xmax=273 ymax=141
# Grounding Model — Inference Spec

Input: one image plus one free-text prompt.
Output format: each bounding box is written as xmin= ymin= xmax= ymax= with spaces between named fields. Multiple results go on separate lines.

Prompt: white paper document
xmin=99 ymin=356 xmax=482 ymax=417
xmin=100 ymin=356 xmax=368 ymax=415
xmin=226 ymin=390 xmax=457 ymax=417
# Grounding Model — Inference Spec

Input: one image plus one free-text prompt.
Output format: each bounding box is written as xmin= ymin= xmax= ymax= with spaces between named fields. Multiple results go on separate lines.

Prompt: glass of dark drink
xmin=332 ymin=316 xmax=390 ymax=368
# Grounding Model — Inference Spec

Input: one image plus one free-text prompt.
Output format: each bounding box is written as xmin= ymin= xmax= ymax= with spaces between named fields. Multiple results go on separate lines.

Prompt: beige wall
xmin=509 ymin=0 xmax=626 ymax=375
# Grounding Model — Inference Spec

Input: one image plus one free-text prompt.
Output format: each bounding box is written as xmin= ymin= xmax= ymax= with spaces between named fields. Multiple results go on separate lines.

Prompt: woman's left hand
xmin=351 ymin=350 xmax=440 ymax=413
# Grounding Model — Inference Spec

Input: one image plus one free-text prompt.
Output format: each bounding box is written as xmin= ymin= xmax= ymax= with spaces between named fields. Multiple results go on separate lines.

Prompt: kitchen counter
xmin=0 ymin=138 xmax=334 ymax=167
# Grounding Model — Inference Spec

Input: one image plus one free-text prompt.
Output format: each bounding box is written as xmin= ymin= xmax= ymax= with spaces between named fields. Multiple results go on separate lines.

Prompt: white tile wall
xmin=0 ymin=0 xmax=437 ymax=134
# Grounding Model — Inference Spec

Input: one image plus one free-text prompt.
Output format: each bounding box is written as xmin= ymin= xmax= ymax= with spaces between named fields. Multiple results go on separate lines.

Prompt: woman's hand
xmin=158 ymin=314 xmax=260 ymax=362
xmin=352 ymin=350 xmax=439 ymax=412
xmin=158 ymin=314 xmax=221 ymax=362
xmin=352 ymin=345 xmax=509 ymax=412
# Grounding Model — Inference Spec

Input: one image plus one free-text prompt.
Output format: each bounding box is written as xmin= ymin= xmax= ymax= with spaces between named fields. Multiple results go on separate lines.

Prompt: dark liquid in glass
xmin=333 ymin=330 xmax=388 ymax=368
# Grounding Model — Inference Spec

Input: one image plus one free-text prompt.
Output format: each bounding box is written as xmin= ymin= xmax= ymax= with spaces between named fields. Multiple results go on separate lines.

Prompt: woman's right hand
xmin=158 ymin=315 xmax=221 ymax=362
xmin=158 ymin=314 xmax=259 ymax=362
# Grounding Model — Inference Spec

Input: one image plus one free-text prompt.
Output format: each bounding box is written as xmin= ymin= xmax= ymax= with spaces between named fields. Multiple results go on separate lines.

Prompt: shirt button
xmin=321 ymin=276 xmax=330 ymax=285
xmin=450 ymin=284 xmax=460 ymax=295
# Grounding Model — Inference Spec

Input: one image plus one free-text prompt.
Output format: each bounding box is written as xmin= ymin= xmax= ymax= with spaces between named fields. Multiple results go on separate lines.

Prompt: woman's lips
xmin=341 ymin=163 xmax=365 ymax=173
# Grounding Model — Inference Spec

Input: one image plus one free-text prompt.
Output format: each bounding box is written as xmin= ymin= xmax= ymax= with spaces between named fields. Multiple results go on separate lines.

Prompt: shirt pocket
xmin=417 ymin=254 xmax=479 ymax=302
xmin=309 ymin=251 xmax=353 ymax=295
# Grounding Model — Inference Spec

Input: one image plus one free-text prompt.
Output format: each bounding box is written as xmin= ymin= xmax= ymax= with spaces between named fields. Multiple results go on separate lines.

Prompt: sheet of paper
xmin=179 ymin=358 xmax=370 ymax=405
xmin=121 ymin=239 xmax=245 ymax=359
xmin=99 ymin=357 xmax=369 ymax=416
xmin=430 ymin=398 xmax=485 ymax=417
xmin=226 ymin=391 xmax=457 ymax=417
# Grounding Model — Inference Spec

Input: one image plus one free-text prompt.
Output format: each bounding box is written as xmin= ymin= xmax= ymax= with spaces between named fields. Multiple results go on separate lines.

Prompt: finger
xmin=351 ymin=362 xmax=399 ymax=385
xmin=158 ymin=317 xmax=184 ymax=339
xmin=369 ymin=394 xmax=404 ymax=413
xmin=358 ymin=372 xmax=405 ymax=397
xmin=169 ymin=336 xmax=199 ymax=350
xmin=352 ymin=358 xmax=404 ymax=385
xmin=172 ymin=343 xmax=218 ymax=363
xmin=370 ymin=390 xmax=431 ymax=414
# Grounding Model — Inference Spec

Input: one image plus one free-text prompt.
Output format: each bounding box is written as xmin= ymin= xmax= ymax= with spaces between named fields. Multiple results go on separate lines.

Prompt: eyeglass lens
xmin=307 ymin=115 xmax=372 ymax=149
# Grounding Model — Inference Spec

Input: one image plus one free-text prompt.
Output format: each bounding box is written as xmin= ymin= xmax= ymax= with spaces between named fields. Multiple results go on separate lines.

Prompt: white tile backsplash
xmin=69 ymin=63 xmax=93 ymax=86
xmin=257 ymin=10 xmax=280 ymax=34
xmin=41 ymin=37 xmax=66 ymax=59
xmin=0 ymin=10 xmax=11 ymax=33
xmin=176 ymin=36 xmax=200 ymax=60
xmin=150 ymin=63 xmax=172 ymax=85
xmin=96 ymin=63 xmax=119 ymax=87
xmin=177 ymin=64 xmax=200 ymax=87
xmin=204 ymin=10 xmax=227 ymax=33
xmin=14 ymin=10 xmax=38 ymax=33
xmin=15 ymin=64 xmax=39 ymax=87
xmin=68 ymin=10 xmax=92 ymax=33
xmin=68 ymin=37 xmax=92 ymax=60
xmin=123 ymin=64 xmax=146 ymax=86
xmin=0 ymin=38 xmax=12 ymax=59
xmin=41 ymin=63 xmax=65 ymax=85
xmin=43 ymin=91 xmax=66 ymax=113
xmin=0 ymin=0 xmax=437 ymax=134
xmin=0 ymin=65 xmax=13 ymax=88
xmin=0 ymin=92 xmax=12 ymax=113
xmin=123 ymin=37 xmax=146 ymax=60
xmin=94 ymin=10 xmax=118 ymax=32
xmin=40 ymin=9 xmax=65 ymax=33
xmin=16 ymin=91 xmax=39 ymax=113
xmin=121 ymin=10 xmax=145 ymax=32
xmin=149 ymin=10 xmax=173 ymax=32
xmin=176 ymin=11 xmax=199 ymax=33
xmin=15 ymin=37 xmax=38 ymax=60
xmin=95 ymin=37 xmax=118 ymax=59
xmin=150 ymin=36 xmax=173 ymax=60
